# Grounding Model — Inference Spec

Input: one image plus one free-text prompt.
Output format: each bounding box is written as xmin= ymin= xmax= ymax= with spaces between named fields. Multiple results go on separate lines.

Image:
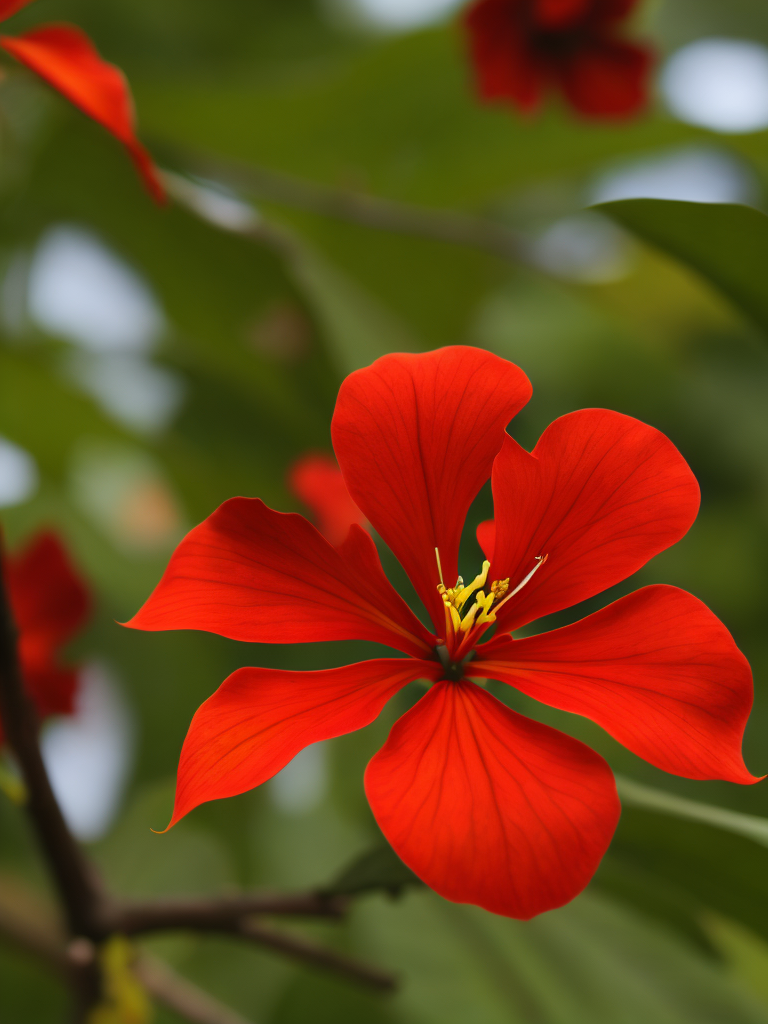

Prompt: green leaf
xmin=595 ymin=200 xmax=768 ymax=336
xmin=357 ymin=890 xmax=768 ymax=1024
xmin=599 ymin=803 xmax=768 ymax=954
xmin=322 ymin=845 xmax=423 ymax=898
xmin=0 ymin=348 xmax=129 ymax=480
xmin=703 ymin=914 xmax=768 ymax=1007
xmin=615 ymin=776 xmax=768 ymax=850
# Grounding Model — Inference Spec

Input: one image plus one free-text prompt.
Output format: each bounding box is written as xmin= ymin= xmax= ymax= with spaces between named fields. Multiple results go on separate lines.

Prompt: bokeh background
xmin=1 ymin=0 xmax=768 ymax=1020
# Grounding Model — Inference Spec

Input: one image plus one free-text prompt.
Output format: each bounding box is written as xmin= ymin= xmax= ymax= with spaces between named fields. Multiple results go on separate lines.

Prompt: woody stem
xmin=0 ymin=559 xmax=105 ymax=940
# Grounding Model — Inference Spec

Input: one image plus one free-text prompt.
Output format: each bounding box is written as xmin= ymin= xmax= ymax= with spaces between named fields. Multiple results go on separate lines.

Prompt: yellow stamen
xmin=444 ymin=597 xmax=462 ymax=633
xmin=489 ymin=555 xmax=548 ymax=620
xmin=435 ymin=552 xmax=547 ymax=643
xmin=455 ymin=561 xmax=490 ymax=609
xmin=474 ymin=590 xmax=498 ymax=627
xmin=459 ymin=589 xmax=494 ymax=633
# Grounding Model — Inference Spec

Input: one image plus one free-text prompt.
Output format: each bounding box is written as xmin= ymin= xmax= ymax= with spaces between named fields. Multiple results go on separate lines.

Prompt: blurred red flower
xmin=463 ymin=0 xmax=653 ymax=119
xmin=0 ymin=0 xmax=164 ymax=202
xmin=287 ymin=452 xmax=366 ymax=548
xmin=2 ymin=530 xmax=90 ymax=742
xmin=129 ymin=346 xmax=760 ymax=920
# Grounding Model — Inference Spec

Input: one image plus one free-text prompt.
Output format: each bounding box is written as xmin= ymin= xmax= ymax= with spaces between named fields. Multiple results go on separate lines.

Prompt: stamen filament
xmin=447 ymin=602 xmax=462 ymax=633
xmin=435 ymin=547 xmax=445 ymax=588
xmin=455 ymin=561 xmax=490 ymax=609
xmin=491 ymin=554 xmax=548 ymax=618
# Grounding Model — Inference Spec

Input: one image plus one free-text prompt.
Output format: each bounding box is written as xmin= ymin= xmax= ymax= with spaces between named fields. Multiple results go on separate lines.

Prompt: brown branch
xmin=117 ymin=891 xmax=346 ymax=935
xmin=238 ymin=919 xmax=396 ymax=991
xmin=0 ymin=907 xmax=255 ymax=1024
xmin=161 ymin=161 xmax=532 ymax=264
xmin=117 ymin=895 xmax=394 ymax=991
xmin=0 ymin=561 xmax=106 ymax=944
xmin=0 ymin=556 xmax=397 ymax=1002
xmin=0 ymin=899 xmax=67 ymax=974
xmin=0 ymin=899 xmax=102 ymax=1020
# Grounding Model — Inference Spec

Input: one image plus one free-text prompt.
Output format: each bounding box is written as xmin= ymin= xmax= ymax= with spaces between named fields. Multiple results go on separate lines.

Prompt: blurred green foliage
xmin=1 ymin=1 xmax=768 ymax=1021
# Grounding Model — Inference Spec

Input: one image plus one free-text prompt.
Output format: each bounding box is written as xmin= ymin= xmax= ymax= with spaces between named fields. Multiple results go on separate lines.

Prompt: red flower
xmin=0 ymin=0 xmax=164 ymax=202
xmin=463 ymin=0 xmax=653 ymax=119
xmin=2 ymin=530 xmax=90 ymax=742
xmin=128 ymin=347 xmax=760 ymax=920
xmin=287 ymin=452 xmax=366 ymax=548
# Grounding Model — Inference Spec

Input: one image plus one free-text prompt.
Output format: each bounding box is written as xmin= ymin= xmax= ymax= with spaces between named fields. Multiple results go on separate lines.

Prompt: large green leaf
xmin=600 ymin=803 xmax=768 ymax=950
xmin=356 ymin=890 xmax=768 ymax=1024
xmin=596 ymin=200 xmax=768 ymax=336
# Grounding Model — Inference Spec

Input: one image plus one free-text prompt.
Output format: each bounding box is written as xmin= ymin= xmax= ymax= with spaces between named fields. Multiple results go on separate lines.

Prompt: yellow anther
xmin=436 ymin=549 xmax=468 ymax=609
xmin=459 ymin=603 xmax=480 ymax=633
xmin=491 ymin=555 xmax=548 ymax=618
xmin=475 ymin=590 xmax=498 ymax=627
xmin=455 ymin=561 xmax=490 ymax=609
xmin=436 ymin=551 xmax=547 ymax=641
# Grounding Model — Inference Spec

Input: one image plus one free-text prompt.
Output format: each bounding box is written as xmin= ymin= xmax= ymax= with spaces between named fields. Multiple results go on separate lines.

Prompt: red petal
xmin=0 ymin=25 xmax=165 ymax=202
xmin=473 ymin=586 xmax=761 ymax=785
xmin=464 ymin=0 xmax=545 ymax=110
xmin=6 ymin=530 xmax=90 ymax=668
xmin=287 ymin=452 xmax=366 ymax=548
xmin=593 ymin=0 xmax=642 ymax=25
xmin=170 ymin=658 xmax=439 ymax=827
xmin=489 ymin=410 xmax=700 ymax=634
xmin=555 ymin=37 xmax=653 ymax=119
xmin=476 ymin=518 xmax=496 ymax=561
xmin=2 ymin=530 xmax=87 ymax=737
xmin=365 ymin=680 xmax=619 ymax=919
xmin=0 ymin=0 xmax=34 ymax=22
xmin=534 ymin=0 xmax=592 ymax=29
xmin=126 ymin=498 xmax=434 ymax=659
xmin=332 ymin=347 xmax=531 ymax=634
xmin=23 ymin=666 xmax=78 ymax=720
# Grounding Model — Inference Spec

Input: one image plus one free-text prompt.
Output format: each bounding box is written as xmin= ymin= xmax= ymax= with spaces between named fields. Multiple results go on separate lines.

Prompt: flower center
xmin=434 ymin=547 xmax=547 ymax=663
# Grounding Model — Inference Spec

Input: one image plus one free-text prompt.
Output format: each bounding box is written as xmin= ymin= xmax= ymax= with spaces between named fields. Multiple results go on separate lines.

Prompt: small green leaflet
xmin=595 ymin=199 xmax=768 ymax=337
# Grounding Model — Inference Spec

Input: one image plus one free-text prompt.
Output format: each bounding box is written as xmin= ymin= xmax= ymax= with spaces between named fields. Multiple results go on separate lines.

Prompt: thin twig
xmin=161 ymin=156 xmax=535 ymax=269
xmin=186 ymin=158 xmax=532 ymax=263
xmin=239 ymin=919 xmax=396 ymax=991
xmin=135 ymin=954 xmax=257 ymax=1024
xmin=118 ymin=891 xmax=346 ymax=935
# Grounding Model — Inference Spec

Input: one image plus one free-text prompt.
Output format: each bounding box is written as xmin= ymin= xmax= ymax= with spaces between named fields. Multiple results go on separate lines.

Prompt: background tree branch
xmin=0 ymin=568 xmax=104 ymax=940
xmin=162 ymin=162 xmax=532 ymax=264
xmin=0 ymin=554 xmax=396 ymax=1017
